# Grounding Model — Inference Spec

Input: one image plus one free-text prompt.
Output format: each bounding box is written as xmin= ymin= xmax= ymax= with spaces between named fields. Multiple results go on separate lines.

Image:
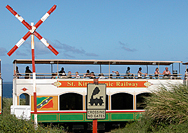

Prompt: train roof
xmin=13 ymin=59 xmax=182 ymax=65
xmin=182 ymin=62 xmax=188 ymax=65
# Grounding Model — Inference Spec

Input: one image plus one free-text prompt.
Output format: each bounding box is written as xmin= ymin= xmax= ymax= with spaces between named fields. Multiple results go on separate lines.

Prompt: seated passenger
xmin=109 ymin=74 xmax=113 ymax=79
xmin=67 ymin=71 xmax=72 ymax=78
xmin=144 ymin=73 xmax=149 ymax=79
xmin=14 ymin=66 xmax=21 ymax=79
xmin=125 ymin=67 xmax=133 ymax=79
xmin=184 ymin=69 xmax=188 ymax=80
xmin=59 ymin=67 xmax=66 ymax=78
xmin=90 ymin=72 xmax=95 ymax=79
xmin=84 ymin=70 xmax=91 ymax=78
xmin=52 ymin=72 xmax=58 ymax=79
xmin=25 ymin=66 xmax=32 ymax=79
xmin=112 ymin=71 xmax=120 ymax=79
xmin=162 ymin=67 xmax=171 ymax=78
xmin=137 ymin=67 xmax=146 ymax=79
xmin=75 ymin=72 xmax=80 ymax=79
xmin=99 ymin=73 xmax=105 ymax=79
xmin=154 ymin=67 xmax=161 ymax=79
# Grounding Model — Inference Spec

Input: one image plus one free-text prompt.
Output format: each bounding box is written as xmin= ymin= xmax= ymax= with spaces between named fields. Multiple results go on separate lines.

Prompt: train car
xmin=0 ymin=60 xmax=2 ymax=115
xmin=10 ymin=59 xmax=184 ymax=131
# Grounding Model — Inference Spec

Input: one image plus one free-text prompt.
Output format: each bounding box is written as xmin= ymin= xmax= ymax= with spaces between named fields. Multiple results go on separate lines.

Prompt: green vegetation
xmin=1 ymin=98 xmax=66 ymax=133
xmin=111 ymin=84 xmax=188 ymax=133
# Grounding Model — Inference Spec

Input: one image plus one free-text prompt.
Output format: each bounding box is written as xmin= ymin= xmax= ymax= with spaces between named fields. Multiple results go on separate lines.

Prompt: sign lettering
xmin=55 ymin=80 xmax=151 ymax=88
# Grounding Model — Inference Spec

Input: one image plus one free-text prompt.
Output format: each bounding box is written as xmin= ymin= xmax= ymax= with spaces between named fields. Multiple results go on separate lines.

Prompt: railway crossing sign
xmin=87 ymin=84 xmax=106 ymax=119
xmin=6 ymin=5 xmax=58 ymax=127
xmin=6 ymin=5 xmax=58 ymax=56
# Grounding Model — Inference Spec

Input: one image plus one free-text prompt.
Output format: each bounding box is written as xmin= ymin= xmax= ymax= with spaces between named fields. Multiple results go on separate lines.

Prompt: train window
xmin=111 ymin=93 xmax=133 ymax=110
xmin=19 ymin=93 xmax=30 ymax=105
xmin=59 ymin=93 xmax=83 ymax=110
xmin=136 ymin=93 xmax=151 ymax=109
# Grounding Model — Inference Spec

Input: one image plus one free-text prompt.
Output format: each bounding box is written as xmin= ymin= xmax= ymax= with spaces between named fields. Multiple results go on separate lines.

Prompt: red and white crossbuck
xmin=6 ymin=5 xmax=58 ymax=56
xmin=6 ymin=5 xmax=59 ymax=127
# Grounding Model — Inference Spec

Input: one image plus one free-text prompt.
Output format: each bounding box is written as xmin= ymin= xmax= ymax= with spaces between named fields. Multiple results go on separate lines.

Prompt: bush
xmin=111 ymin=84 xmax=188 ymax=132
xmin=0 ymin=113 xmax=36 ymax=132
xmin=0 ymin=98 xmax=66 ymax=133
xmin=145 ymin=84 xmax=188 ymax=124
xmin=2 ymin=98 xmax=12 ymax=114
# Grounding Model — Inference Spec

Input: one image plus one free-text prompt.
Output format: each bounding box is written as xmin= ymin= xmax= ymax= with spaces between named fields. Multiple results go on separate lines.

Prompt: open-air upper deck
xmin=13 ymin=59 xmax=183 ymax=80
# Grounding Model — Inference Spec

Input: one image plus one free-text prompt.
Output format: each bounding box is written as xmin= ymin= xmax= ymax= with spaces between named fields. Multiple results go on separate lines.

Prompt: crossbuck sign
xmin=6 ymin=5 xmax=58 ymax=127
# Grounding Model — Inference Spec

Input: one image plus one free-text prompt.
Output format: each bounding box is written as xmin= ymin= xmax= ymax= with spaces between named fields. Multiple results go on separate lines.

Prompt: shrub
xmin=145 ymin=84 xmax=188 ymax=124
xmin=111 ymin=84 xmax=188 ymax=132
xmin=0 ymin=98 xmax=66 ymax=133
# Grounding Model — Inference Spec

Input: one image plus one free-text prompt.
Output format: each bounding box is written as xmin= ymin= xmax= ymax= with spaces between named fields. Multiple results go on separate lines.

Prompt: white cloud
xmin=119 ymin=41 xmax=137 ymax=52
xmin=0 ymin=47 xmax=7 ymax=56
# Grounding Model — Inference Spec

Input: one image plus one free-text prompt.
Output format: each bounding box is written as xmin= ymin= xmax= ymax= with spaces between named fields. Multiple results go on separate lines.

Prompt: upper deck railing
xmin=14 ymin=72 xmax=183 ymax=80
xmin=13 ymin=59 xmax=184 ymax=80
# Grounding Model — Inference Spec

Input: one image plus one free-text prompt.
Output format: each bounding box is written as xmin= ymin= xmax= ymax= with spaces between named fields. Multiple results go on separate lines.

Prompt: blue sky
xmin=1 ymin=0 xmax=188 ymax=81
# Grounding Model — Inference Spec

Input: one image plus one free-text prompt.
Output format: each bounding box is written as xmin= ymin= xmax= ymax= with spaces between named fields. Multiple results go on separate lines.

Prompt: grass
xmin=145 ymin=84 xmax=188 ymax=124
xmin=111 ymin=84 xmax=188 ymax=133
xmin=1 ymin=98 xmax=66 ymax=133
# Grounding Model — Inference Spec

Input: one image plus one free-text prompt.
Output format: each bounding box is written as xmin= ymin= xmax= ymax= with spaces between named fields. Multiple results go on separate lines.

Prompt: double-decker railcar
xmin=10 ymin=59 xmax=184 ymax=130
xmin=0 ymin=60 xmax=2 ymax=115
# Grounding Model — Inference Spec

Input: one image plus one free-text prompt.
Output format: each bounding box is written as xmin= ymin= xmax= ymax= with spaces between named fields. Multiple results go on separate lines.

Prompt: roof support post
xmin=179 ymin=63 xmax=180 ymax=74
xmin=100 ymin=64 xmax=101 ymax=74
xmin=109 ymin=62 xmax=110 ymax=78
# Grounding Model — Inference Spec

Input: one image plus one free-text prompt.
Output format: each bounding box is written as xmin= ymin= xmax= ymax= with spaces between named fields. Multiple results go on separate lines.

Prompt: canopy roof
xmin=13 ymin=59 xmax=182 ymax=65
xmin=183 ymin=62 xmax=188 ymax=65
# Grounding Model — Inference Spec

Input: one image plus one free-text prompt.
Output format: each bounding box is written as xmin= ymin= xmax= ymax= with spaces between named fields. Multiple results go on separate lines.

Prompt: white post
xmin=31 ymin=22 xmax=37 ymax=128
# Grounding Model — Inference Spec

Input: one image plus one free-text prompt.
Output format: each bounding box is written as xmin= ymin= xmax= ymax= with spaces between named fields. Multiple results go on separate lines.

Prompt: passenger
xmin=112 ymin=71 xmax=120 ymax=79
xmin=52 ymin=72 xmax=58 ymax=79
xmin=98 ymin=73 xmax=101 ymax=78
xmin=137 ymin=67 xmax=146 ymax=79
xmin=154 ymin=67 xmax=161 ymax=79
xmin=90 ymin=72 xmax=95 ymax=79
xmin=144 ymin=73 xmax=149 ymax=79
xmin=75 ymin=72 xmax=80 ymax=79
xmin=67 ymin=71 xmax=72 ymax=78
xmin=99 ymin=73 xmax=105 ymax=79
xmin=84 ymin=70 xmax=91 ymax=78
xmin=25 ymin=66 xmax=32 ymax=79
xmin=59 ymin=67 xmax=66 ymax=78
xmin=185 ymin=69 xmax=188 ymax=80
xmin=162 ymin=67 xmax=171 ymax=78
xmin=109 ymin=74 xmax=113 ymax=79
xmin=14 ymin=66 xmax=21 ymax=79
xmin=116 ymin=71 xmax=120 ymax=78
xmin=125 ymin=67 xmax=133 ymax=79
